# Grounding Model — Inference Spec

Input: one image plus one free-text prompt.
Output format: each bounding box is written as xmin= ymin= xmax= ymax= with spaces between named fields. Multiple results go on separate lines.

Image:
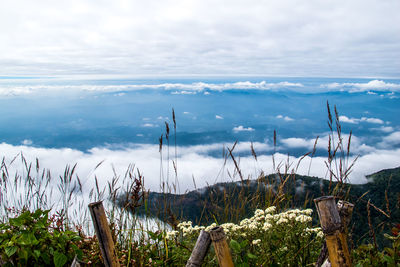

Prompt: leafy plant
xmin=352 ymin=223 xmax=400 ymax=266
xmin=0 ymin=209 xmax=82 ymax=267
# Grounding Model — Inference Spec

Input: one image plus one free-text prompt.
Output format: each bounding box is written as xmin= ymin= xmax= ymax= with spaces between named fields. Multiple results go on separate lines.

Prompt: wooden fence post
xmin=316 ymin=200 xmax=355 ymax=267
xmin=209 ymin=226 xmax=234 ymax=267
xmin=337 ymin=200 xmax=354 ymax=233
xmin=88 ymin=201 xmax=120 ymax=267
xmin=186 ymin=230 xmax=211 ymax=267
xmin=314 ymin=196 xmax=351 ymax=267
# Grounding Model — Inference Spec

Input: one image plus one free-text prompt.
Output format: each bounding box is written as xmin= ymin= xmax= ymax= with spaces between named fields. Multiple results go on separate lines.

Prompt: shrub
xmin=0 ymin=209 xmax=82 ymax=267
xmin=166 ymin=206 xmax=324 ymax=266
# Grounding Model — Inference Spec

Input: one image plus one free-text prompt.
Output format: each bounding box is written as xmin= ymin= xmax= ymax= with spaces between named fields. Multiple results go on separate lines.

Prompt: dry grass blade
xmin=159 ymin=134 xmax=163 ymax=152
xmin=228 ymin=141 xmax=244 ymax=182
xmin=367 ymin=200 xmax=378 ymax=249
xmin=327 ymin=101 xmax=333 ymax=131
xmin=250 ymin=142 xmax=257 ymax=161
xmin=165 ymin=122 xmax=170 ymax=140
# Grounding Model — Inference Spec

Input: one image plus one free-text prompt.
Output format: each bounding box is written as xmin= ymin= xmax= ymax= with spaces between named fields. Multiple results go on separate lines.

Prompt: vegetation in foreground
xmin=0 ymin=104 xmax=399 ymax=266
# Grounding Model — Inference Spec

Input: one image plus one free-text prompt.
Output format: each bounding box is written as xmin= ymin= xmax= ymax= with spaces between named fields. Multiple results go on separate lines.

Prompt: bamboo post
xmin=88 ymin=201 xmax=120 ymax=267
xmin=314 ymin=196 xmax=351 ymax=267
xmin=209 ymin=226 xmax=234 ymax=267
xmin=186 ymin=230 xmax=212 ymax=267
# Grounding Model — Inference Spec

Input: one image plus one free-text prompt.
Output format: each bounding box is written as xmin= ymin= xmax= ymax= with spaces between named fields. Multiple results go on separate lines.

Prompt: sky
xmin=1 ymin=0 xmax=399 ymax=77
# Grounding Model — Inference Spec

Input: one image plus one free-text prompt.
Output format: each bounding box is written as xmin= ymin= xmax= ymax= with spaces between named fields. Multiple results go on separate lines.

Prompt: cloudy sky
xmin=1 ymin=0 xmax=399 ymax=77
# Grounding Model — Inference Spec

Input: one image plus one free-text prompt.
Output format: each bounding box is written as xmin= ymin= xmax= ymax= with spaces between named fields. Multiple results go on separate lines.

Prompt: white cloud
xmin=321 ymin=80 xmax=400 ymax=92
xmin=339 ymin=115 xmax=384 ymax=124
xmin=171 ymin=90 xmax=197 ymax=95
xmin=21 ymin=139 xmax=33 ymax=145
xmin=0 ymin=80 xmax=304 ymax=96
xmin=233 ymin=126 xmax=255 ymax=132
xmin=142 ymin=123 xmax=157 ymax=127
xmin=1 ymin=1 xmax=398 ymax=77
xmin=215 ymin=115 xmax=223 ymax=119
xmin=280 ymin=138 xmax=312 ymax=148
xmin=372 ymin=126 xmax=394 ymax=133
xmin=113 ymin=92 xmax=125 ymax=96
xmin=378 ymin=131 xmax=400 ymax=148
xmin=360 ymin=117 xmax=384 ymax=124
xmin=339 ymin=115 xmax=359 ymax=124
xmin=280 ymin=133 xmax=376 ymax=155
xmin=276 ymin=115 xmax=294 ymax=122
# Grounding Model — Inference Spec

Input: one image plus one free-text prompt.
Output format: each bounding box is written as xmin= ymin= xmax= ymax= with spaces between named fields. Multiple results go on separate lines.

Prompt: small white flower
xmin=255 ymin=209 xmax=265 ymax=216
xmin=295 ymin=215 xmax=312 ymax=223
xmin=252 ymin=239 xmax=261 ymax=245
xmin=277 ymin=218 xmax=288 ymax=225
xmin=317 ymin=231 xmax=324 ymax=238
xmin=265 ymin=206 xmax=276 ymax=214
xmin=303 ymin=209 xmax=313 ymax=215
xmin=165 ymin=230 xmax=179 ymax=240
xmin=263 ymin=222 xmax=272 ymax=231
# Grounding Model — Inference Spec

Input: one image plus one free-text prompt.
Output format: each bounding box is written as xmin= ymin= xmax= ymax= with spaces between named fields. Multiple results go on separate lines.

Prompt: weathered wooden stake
xmin=186 ymin=230 xmax=211 ymax=267
xmin=314 ymin=196 xmax=351 ymax=267
xmin=337 ymin=200 xmax=354 ymax=233
xmin=316 ymin=200 xmax=355 ymax=267
xmin=209 ymin=226 xmax=234 ymax=267
xmin=89 ymin=201 xmax=120 ymax=267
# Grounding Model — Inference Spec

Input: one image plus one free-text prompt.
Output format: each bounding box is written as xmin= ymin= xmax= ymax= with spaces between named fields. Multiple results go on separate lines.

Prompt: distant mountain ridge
xmin=121 ymin=166 xmax=400 ymax=247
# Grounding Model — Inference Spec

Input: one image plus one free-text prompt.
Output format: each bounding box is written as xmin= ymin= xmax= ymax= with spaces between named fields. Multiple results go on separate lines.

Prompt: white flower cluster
xmin=166 ymin=207 xmax=323 ymax=242
xmin=172 ymin=221 xmax=207 ymax=239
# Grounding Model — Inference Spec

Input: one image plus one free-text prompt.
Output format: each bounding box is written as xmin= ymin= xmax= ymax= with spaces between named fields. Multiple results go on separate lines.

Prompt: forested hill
xmin=121 ymin=166 xmax=400 ymax=247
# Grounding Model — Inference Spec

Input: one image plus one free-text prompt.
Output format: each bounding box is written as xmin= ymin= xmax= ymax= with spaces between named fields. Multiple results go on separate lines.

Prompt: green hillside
xmin=121 ymin=166 xmax=400 ymax=248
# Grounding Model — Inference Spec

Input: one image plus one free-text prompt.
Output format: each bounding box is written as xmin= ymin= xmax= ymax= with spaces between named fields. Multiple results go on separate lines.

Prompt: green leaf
xmin=18 ymin=249 xmax=29 ymax=262
xmin=383 ymin=255 xmax=394 ymax=264
xmin=240 ymin=240 xmax=249 ymax=248
xmin=33 ymin=250 xmax=41 ymax=260
xmin=32 ymin=209 xmax=43 ymax=219
xmin=230 ymin=239 xmax=241 ymax=253
xmin=5 ymin=246 xmax=17 ymax=257
xmin=41 ymin=252 xmax=51 ymax=265
xmin=9 ymin=217 xmax=23 ymax=227
xmin=17 ymin=232 xmax=38 ymax=246
xmin=247 ymin=252 xmax=257 ymax=259
xmin=54 ymin=251 xmax=68 ymax=267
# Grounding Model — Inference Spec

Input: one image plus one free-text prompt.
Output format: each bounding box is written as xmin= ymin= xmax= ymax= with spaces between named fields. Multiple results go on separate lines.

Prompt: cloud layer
xmin=0 ymin=80 xmax=304 ymax=97
xmin=322 ymin=80 xmax=400 ymax=92
xmin=3 ymin=79 xmax=399 ymax=97
xmin=1 ymin=1 xmax=399 ymax=77
xmin=2 ymin=132 xmax=400 ymax=196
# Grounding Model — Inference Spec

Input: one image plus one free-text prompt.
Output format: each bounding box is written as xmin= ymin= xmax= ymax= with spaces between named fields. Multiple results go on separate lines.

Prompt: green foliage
xmin=0 ymin=209 xmax=82 ymax=267
xmin=352 ymin=229 xmax=400 ymax=266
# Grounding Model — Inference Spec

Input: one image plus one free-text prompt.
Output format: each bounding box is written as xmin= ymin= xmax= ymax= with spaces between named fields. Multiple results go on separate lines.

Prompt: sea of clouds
xmin=2 ymin=130 xmax=400 ymax=195
xmin=1 ymin=79 xmax=400 ymax=97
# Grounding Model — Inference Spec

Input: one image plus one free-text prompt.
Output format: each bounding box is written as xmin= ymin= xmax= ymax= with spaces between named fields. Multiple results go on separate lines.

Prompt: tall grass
xmin=0 ymin=103 xmax=397 ymax=266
